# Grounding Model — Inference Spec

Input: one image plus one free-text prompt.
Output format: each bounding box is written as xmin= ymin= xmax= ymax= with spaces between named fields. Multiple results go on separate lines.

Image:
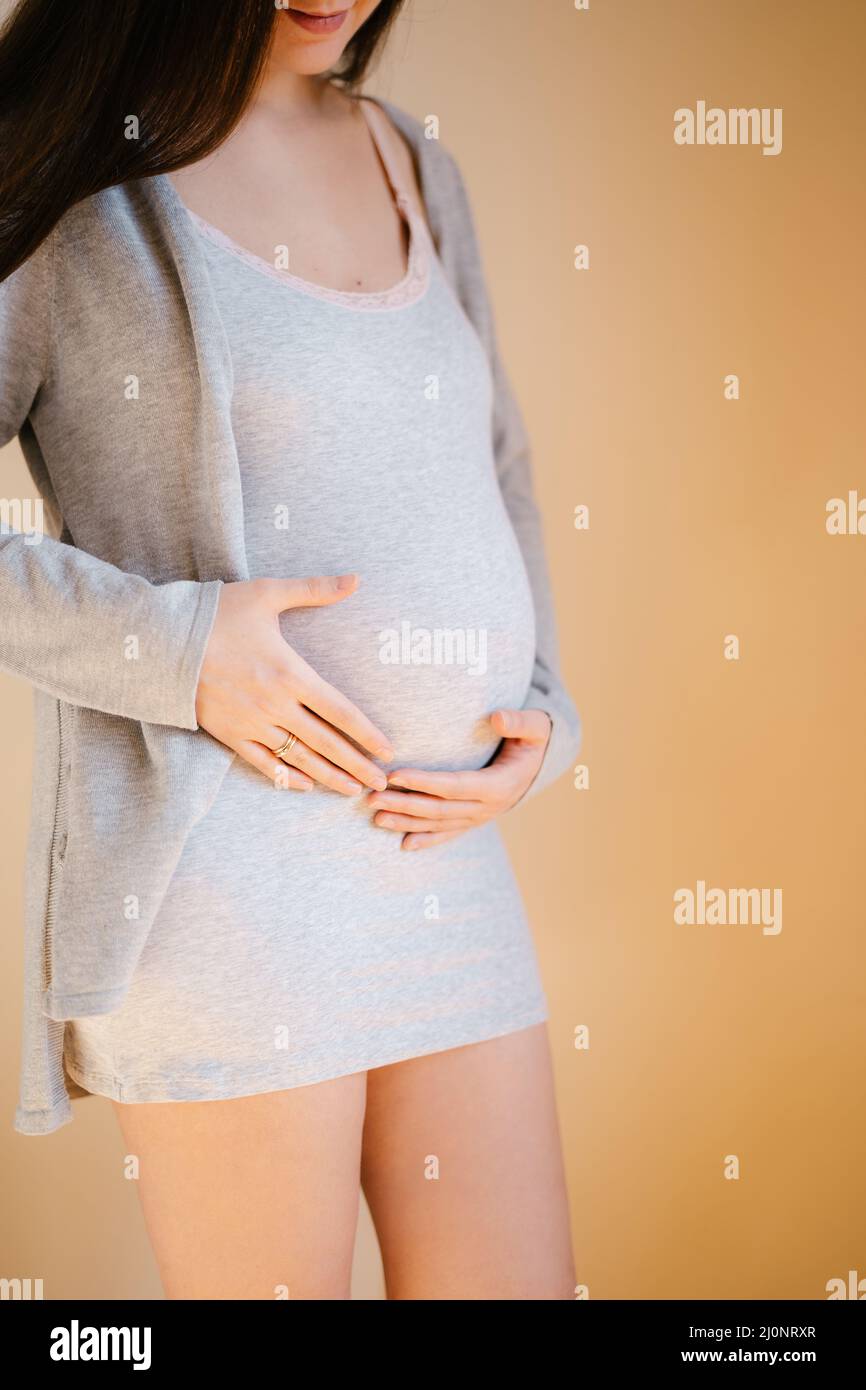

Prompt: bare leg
xmin=111 ymin=1074 xmax=367 ymax=1300
xmin=361 ymin=1023 xmax=575 ymax=1300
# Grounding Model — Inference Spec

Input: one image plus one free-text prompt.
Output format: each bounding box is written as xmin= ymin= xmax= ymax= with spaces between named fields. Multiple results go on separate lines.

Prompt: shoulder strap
xmin=357 ymin=97 xmax=412 ymax=212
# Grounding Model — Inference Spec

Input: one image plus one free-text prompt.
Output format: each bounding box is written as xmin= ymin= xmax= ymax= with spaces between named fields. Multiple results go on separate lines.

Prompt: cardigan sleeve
xmin=440 ymin=148 xmax=583 ymax=803
xmin=489 ymin=335 xmax=583 ymax=803
xmin=0 ymin=236 xmax=223 ymax=730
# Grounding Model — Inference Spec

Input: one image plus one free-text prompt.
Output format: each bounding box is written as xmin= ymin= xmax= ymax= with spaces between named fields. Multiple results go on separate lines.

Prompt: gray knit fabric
xmin=63 ymin=100 xmax=548 ymax=1101
xmin=0 ymin=96 xmax=582 ymax=1134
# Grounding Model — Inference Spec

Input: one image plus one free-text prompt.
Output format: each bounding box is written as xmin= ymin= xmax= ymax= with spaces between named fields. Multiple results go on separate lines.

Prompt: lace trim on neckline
xmin=187 ymin=199 xmax=431 ymax=312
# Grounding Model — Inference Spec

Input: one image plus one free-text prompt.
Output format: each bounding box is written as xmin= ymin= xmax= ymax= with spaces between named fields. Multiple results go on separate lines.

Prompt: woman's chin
xmin=273 ymin=3 xmax=363 ymax=74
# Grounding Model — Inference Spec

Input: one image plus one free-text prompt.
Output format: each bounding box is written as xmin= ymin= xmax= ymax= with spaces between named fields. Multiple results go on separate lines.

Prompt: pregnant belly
xmin=274 ymin=533 xmax=537 ymax=773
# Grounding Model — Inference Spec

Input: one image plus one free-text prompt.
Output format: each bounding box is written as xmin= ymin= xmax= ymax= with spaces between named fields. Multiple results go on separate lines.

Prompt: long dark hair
xmin=0 ymin=0 xmax=406 ymax=281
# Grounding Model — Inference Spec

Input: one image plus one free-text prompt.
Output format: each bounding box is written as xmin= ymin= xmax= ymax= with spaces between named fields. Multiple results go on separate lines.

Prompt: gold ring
xmin=273 ymin=731 xmax=298 ymax=761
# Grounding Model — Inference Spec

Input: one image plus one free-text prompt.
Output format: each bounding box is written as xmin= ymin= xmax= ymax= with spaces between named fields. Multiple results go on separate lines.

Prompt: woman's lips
xmin=286 ymin=6 xmax=351 ymax=34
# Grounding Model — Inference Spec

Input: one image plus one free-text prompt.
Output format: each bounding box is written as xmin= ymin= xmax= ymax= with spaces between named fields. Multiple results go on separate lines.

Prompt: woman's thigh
xmin=361 ymin=1022 xmax=575 ymax=1300
xmin=111 ymin=1072 xmax=368 ymax=1300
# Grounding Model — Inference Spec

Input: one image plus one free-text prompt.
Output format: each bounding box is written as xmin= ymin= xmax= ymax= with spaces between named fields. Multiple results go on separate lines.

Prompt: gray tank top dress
xmin=63 ymin=100 xmax=548 ymax=1106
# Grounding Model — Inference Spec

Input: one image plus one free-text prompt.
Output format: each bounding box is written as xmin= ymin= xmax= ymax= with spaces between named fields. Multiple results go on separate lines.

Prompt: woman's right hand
xmin=195 ymin=573 xmax=392 ymax=794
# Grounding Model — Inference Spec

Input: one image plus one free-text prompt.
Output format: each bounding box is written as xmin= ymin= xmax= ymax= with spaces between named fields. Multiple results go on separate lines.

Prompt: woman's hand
xmin=367 ymin=708 xmax=552 ymax=850
xmin=195 ymin=574 xmax=393 ymax=793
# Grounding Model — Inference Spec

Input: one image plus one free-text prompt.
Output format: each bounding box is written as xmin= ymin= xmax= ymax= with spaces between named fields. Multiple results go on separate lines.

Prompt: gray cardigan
xmin=0 ymin=98 xmax=582 ymax=1135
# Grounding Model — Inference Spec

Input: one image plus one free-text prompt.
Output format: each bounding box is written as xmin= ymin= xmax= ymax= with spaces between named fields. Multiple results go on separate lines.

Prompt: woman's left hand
xmin=367 ymin=708 xmax=552 ymax=851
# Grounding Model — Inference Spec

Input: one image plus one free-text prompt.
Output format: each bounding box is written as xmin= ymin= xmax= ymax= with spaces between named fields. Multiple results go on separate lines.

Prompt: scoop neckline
xmin=167 ymin=97 xmax=431 ymax=312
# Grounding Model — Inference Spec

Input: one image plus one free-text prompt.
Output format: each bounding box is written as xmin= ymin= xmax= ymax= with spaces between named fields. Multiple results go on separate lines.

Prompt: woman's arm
xmin=0 ymin=238 xmax=392 ymax=790
xmin=487 ymin=313 xmax=583 ymax=802
xmin=0 ymin=530 xmax=223 ymax=728
xmin=442 ymin=145 xmax=583 ymax=803
xmin=0 ymin=235 xmax=223 ymax=729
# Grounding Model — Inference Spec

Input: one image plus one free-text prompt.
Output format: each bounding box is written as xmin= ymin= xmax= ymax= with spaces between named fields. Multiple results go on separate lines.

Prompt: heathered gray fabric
xmin=63 ymin=100 xmax=548 ymax=1101
xmin=0 ymin=96 xmax=582 ymax=1134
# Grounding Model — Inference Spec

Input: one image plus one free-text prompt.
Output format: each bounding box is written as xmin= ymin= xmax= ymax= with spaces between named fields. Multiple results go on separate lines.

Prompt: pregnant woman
xmin=0 ymin=1 xmax=582 ymax=1299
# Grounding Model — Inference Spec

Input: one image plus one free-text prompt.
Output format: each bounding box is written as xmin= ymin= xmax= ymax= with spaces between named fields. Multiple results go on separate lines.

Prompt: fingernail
xmin=375 ymin=746 xmax=394 ymax=762
xmin=370 ymin=773 xmax=388 ymax=791
xmin=343 ymin=781 xmax=363 ymax=794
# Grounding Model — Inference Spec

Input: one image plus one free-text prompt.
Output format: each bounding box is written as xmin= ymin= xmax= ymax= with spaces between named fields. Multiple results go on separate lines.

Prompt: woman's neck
xmin=252 ymin=64 xmax=336 ymax=124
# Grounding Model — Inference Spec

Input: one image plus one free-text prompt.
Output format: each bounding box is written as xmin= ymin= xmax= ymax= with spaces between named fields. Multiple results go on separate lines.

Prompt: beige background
xmin=2 ymin=0 xmax=865 ymax=1299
